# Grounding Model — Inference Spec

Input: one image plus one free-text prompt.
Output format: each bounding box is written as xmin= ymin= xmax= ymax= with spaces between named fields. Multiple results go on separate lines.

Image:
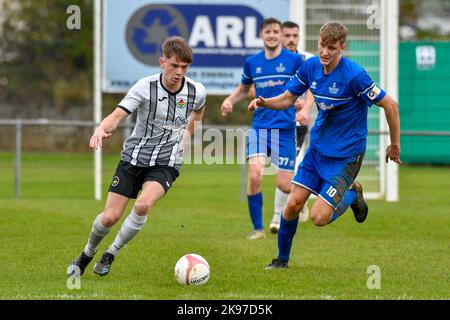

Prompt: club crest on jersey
xmin=111 ymin=176 xmax=119 ymax=187
xmin=328 ymin=82 xmax=340 ymax=94
xmin=311 ymin=81 xmax=317 ymax=89
xmin=275 ymin=63 xmax=286 ymax=73
xmin=177 ymin=98 xmax=186 ymax=108
xmin=255 ymin=67 xmax=262 ymax=74
xmin=368 ymin=86 xmax=381 ymax=100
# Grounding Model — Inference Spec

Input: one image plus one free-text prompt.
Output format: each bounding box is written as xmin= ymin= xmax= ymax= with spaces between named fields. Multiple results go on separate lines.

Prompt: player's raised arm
xmin=375 ymin=94 xmax=402 ymax=164
xmin=248 ymin=90 xmax=298 ymax=111
xmin=89 ymin=107 xmax=129 ymax=150
xmin=220 ymin=83 xmax=252 ymax=116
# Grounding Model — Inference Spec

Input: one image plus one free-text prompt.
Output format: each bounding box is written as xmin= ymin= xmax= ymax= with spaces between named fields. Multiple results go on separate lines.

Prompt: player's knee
xmin=276 ymin=182 xmax=291 ymax=194
xmin=248 ymin=165 xmax=263 ymax=178
xmin=133 ymin=200 xmax=152 ymax=215
xmin=248 ymin=167 xmax=263 ymax=186
xmin=284 ymin=197 xmax=302 ymax=217
xmin=276 ymin=171 xmax=293 ymax=193
xmin=101 ymin=210 xmax=121 ymax=227
xmin=310 ymin=211 xmax=329 ymax=226
xmin=285 ymin=197 xmax=298 ymax=211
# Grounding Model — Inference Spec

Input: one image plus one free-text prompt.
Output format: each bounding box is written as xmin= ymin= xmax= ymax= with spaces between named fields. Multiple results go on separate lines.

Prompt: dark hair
xmin=282 ymin=21 xmax=299 ymax=30
xmin=161 ymin=36 xmax=193 ymax=64
xmin=260 ymin=17 xmax=282 ymax=31
xmin=319 ymin=22 xmax=349 ymax=45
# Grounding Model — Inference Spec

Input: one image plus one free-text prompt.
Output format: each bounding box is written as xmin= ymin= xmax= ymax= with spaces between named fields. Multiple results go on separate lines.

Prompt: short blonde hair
xmin=162 ymin=36 xmax=193 ymax=64
xmin=319 ymin=22 xmax=348 ymax=46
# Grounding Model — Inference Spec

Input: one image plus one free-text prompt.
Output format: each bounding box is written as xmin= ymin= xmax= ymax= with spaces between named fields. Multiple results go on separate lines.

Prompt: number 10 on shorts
xmin=326 ymin=186 xmax=337 ymax=197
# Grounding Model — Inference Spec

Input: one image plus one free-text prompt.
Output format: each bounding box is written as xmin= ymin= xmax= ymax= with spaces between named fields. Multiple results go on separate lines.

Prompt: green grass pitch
xmin=0 ymin=152 xmax=449 ymax=299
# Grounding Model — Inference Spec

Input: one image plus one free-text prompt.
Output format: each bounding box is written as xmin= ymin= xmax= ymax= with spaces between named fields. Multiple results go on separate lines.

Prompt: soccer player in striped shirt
xmin=67 ymin=36 xmax=206 ymax=277
xmin=249 ymin=22 xmax=401 ymax=269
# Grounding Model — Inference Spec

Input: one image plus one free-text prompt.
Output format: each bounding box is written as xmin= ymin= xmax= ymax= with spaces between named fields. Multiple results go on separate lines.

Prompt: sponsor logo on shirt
xmin=318 ymin=102 xmax=337 ymax=110
xmin=149 ymin=118 xmax=188 ymax=129
xmin=255 ymin=79 xmax=285 ymax=89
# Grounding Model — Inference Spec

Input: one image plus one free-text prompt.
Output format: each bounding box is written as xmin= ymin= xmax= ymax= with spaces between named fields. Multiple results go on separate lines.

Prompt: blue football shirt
xmin=241 ymin=48 xmax=304 ymax=129
xmin=286 ymin=56 xmax=386 ymax=157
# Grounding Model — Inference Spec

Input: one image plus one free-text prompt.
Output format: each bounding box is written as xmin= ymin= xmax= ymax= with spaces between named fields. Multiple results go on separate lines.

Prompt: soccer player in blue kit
xmin=221 ymin=17 xmax=304 ymax=240
xmin=248 ymin=22 xmax=401 ymax=268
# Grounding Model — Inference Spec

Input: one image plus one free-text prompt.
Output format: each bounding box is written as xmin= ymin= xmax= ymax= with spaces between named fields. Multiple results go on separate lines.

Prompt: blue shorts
xmin=292 ymin=148 xmax=364 ymax=208
xmin=246 ymin=128 xmax=296 ymax=171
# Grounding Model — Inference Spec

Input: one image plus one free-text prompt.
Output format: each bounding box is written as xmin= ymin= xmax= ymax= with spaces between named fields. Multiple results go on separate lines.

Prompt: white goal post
xmin=381 ymin=0 xmax=399 ymax=202
xmin=94 ymin=0 xmax=102 ymax=201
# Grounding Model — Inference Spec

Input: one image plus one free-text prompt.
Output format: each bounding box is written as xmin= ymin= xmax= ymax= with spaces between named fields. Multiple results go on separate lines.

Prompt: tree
xmin=1 ymin=0 xmax=93 ymax=113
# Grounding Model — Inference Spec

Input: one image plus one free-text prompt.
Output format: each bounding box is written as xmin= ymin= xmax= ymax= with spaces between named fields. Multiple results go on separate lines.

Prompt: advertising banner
xmin=103 ymin=0 xmax=289 ymax=94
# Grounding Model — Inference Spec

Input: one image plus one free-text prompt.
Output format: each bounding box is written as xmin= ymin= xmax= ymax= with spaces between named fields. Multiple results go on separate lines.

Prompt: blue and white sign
xmin=103 ymin=0 xmax=290 ymax=94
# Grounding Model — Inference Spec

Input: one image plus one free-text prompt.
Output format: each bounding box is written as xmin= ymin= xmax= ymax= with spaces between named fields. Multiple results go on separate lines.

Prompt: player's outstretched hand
xmin=385 ymin=144 xmax=402 ymax=164
xmin=295 ymin=109 xmax=309 ymax=126
xmin=248 ymin=96 xmax=265 ymax=111
xmin=220 ymin=99 xmax=233 ymax=116
xmin=89 ymin=127 xmax=112 ymax=150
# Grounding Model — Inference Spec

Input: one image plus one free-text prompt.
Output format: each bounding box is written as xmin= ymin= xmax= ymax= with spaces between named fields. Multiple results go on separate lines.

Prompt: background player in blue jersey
xmin=247 ymin=21 xmax=313 ymax=232
xmin=221 ymin=17 xmax=304 ymax=240
xmin=248 ymin=22 xmax=401 ymax=267
xmin=275 ymin=21 xmax=316 ymax=227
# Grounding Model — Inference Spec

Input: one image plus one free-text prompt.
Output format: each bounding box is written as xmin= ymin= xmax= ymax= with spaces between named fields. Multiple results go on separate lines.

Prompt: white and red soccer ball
xmin=174 ymin=253 xmax=210 ymax=286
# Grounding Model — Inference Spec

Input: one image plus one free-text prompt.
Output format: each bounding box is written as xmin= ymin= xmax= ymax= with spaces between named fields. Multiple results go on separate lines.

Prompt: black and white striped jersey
xmin=118 ymin=74 xmax=206 ymax=169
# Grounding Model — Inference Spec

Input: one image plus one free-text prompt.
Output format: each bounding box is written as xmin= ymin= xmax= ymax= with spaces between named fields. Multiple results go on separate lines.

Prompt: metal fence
xmin=1 ymin=119 xmax=449 ymax=200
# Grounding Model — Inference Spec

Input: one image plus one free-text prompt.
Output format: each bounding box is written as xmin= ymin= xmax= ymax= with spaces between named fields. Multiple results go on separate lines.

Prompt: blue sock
xmin=247 ymin=192 xmax=263 ymax=230
xmin=278 ymin=214 xmax=299 ymax=262
xmin=328 ymin=189 xmax=357 ymax=224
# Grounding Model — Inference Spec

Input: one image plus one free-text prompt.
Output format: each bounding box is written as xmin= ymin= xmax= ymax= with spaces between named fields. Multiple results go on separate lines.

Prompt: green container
xmin=399 ymin=42 xmax=450 ymax=164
